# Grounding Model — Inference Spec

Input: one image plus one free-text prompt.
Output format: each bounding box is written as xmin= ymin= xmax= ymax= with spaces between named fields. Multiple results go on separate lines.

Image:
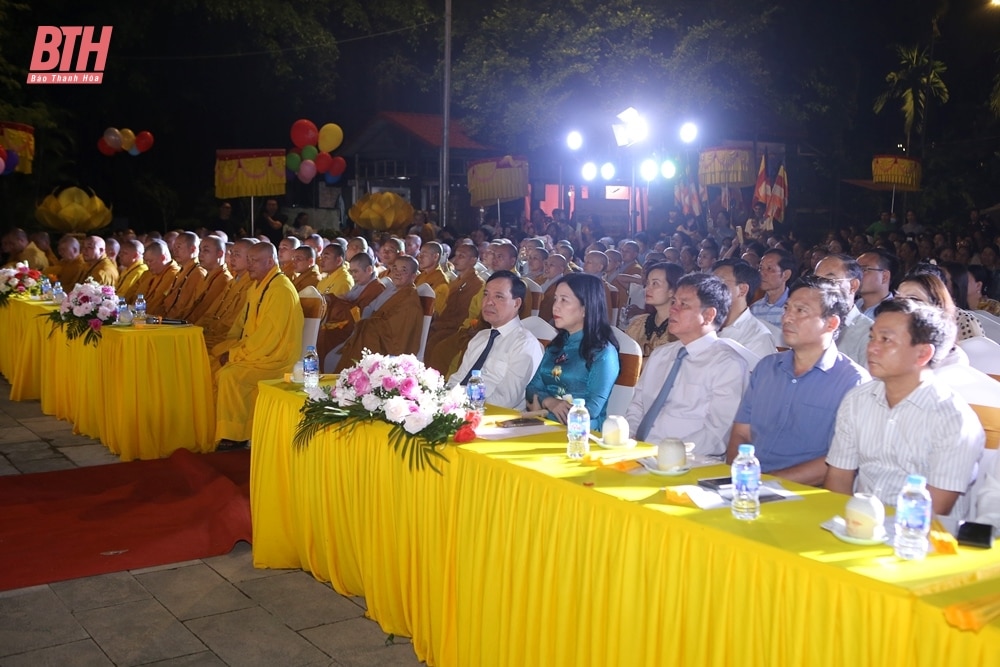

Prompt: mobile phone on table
xmin=496 ymin=417 xmax=545 ymax=428
xmin=697 ymin=476 xmax=732 ymax=491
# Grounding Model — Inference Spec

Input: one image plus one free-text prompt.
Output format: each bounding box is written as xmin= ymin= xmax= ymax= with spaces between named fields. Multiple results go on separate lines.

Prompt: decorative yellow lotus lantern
xmin=34 ymin=187 xmax=113 ymax=232
xmin=872 ymin=155 xmax=921 ymax=191
xmin=348 ymin=192 xmax=415 ymax=232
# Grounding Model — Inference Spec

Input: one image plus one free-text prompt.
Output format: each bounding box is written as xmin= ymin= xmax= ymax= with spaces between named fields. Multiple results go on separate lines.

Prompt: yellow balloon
xmin=318 ymin=123 xmax=344 ymax=153
xmin=119 ymin=128 xmax=136 ymax=151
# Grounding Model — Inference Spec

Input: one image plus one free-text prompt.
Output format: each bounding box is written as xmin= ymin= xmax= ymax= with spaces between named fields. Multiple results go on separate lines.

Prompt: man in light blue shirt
xmin=749 ymin=248 xmax=796 ymax=334
xmin=729 ymin=276 xmax=870 ymax=485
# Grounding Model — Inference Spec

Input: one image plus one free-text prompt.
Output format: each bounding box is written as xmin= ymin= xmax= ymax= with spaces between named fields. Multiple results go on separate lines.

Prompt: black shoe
xmin=216 ymin=439 xmax=248 ymax=451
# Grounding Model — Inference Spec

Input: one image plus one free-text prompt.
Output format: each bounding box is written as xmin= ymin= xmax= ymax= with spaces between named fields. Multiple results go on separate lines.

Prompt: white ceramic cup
xmin=657 ymin=438 xmax=686 ymax=470
xmin=292 ymin=361 xmax=305 ymax=383
xmin=601 ymin=415 xmax=629 ymax=446
xmin=845 ymin=493 xmax=885 ymax=539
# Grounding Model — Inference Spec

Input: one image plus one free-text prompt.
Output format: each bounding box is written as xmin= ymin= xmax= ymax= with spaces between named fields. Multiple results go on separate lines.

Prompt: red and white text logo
xmin=27 ymin=26 xmax=113 ymax=85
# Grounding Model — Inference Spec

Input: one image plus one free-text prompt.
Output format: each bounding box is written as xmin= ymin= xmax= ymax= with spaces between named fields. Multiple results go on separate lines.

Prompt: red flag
xmin=752 ymin=154 xmax=771 ymax=206
xmin=765 ymin=164 xmax=788 ymax=223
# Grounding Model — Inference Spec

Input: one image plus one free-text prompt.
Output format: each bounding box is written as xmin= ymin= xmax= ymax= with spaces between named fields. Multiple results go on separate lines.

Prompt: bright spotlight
xmin=582 ymin=162 xmax=598 ymax=181
xmin=660 ymin=160 xmax=677 ymax=179
xmin=613 ymin=106 xmax=648 ymax=146
xmin=639 ymin=159 xmax=659 ymax=181
xmin=600 ymin=162 xmax=616 ymax=180
xmin=679 ymin=122 xmax=698 ymax=144
xmin=566 ymin=131 xmax=583 ymax=151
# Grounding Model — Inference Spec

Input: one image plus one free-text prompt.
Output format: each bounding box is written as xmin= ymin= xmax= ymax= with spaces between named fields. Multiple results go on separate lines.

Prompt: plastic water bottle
xmin=467 ymin=369 xmax=486 ymax=413
xmin=303 ymin=346 xmax=320 ymax=389
xmin=134 ymin=294 xmax=147 ymax=323
xmin=731 ymin=444 xmax=761 ymax=520
xmin=566 ymin=398 xmax=590 ymax=460
xmin=51 ymin=281 xmax=64 ymax=303
xmin=116 ymin=297 xmax=128 ymax=321
xmin=40 ymin=277 xmax=52 ymax=300
xmin=894 ymin=474 xmax=932 ymax=560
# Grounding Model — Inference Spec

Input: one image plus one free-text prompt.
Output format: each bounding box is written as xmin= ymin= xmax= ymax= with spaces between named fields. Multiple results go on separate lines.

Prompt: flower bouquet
xmin=294 ymin=350 xmax=475 ymax=473
xmin=0 ymin=262 xmax=43 ymax=307
xmin=46 ymin=279 xmax=118 ymax=347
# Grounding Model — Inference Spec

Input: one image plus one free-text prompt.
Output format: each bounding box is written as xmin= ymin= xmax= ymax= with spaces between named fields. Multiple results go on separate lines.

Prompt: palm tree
xmin=872 ymin=45 xmax=949 ymax=154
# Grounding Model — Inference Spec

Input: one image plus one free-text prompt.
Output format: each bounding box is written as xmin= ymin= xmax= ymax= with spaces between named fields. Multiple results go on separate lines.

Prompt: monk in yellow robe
xmin=186 ymin=235 xmax=232 ymax=325
xmin=2 ymin=228 xmax=49 ymax=271
xmin=141 ymin=240 xmax=181 ymax=316
xmin=290 ymin=246 xmax=321 ymax=291
xmin=331 ymin=255 xmax=423 ymax=372
xmin=116 ymin=239 xmax=148 ymax=303
xmin=49 ymin=235 xmax=86 ymax=287
xmin=317 ymin=253 xmax=385 ymax=371
xmin=277 ymin=236 xmax=299 ymax=277
xmin=213 ymin=242 xmax=303 ymax=448
xmin=162 ymin=232 xmax=208 ymax=320
xmin=80 ymin=236 xmax=119 ymax=286
xmin=198 ymin=239 xmax=254 ymax=350
xmin=316 ymin=243 xmax=353 ymax=296
xmin=424 ymin=243 xmax=484 ymax=373
xmin=415 ymin=241 xmax=450 ymax=315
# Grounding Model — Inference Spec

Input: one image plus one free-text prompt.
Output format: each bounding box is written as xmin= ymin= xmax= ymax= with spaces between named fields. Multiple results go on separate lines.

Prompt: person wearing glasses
xmin=855 ymin=249 xmax=897 ymax=318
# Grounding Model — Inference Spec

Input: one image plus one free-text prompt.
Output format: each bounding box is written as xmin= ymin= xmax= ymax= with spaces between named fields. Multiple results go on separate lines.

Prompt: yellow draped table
xmin=38 ymin=323 xmax=216 ymax=461
xmin=0 ymin=297 xmax=58 ymax=400
xmin=251 ymin=380 xmax=1000 ymax=667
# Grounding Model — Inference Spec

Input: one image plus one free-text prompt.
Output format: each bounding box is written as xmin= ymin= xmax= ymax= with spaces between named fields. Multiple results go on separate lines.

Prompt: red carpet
xmin=0 ymin=448 xmax=252 ymax=591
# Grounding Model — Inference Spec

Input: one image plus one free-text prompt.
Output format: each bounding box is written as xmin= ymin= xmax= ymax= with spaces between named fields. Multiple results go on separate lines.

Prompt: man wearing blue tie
xmin=625 ymin=273 xmax=750 ymax=457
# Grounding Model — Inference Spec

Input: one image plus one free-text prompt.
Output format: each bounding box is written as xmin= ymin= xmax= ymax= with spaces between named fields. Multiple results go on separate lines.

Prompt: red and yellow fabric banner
xmin=0 ymin=122 xmax=35 ymax=174
xmin=752 ymin=154 xmax=771 ymax=206
xmin=765 ymin=164 xmax=788 ymax=223
xmin=214 ymin=149 xmax=286 ymax=199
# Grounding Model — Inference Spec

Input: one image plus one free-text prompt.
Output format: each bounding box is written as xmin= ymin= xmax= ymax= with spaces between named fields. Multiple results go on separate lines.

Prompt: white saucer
xmin=637 ymin=457 xmax=690 ymax=476
xmin=596 ymin=438 xmax=636 ymax=450
xmin=823 ymin=516 xmax=889 ymax=546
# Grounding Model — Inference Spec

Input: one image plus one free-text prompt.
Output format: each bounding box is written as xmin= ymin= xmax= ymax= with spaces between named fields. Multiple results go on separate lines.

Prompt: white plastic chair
xmin=972 ymin=310 xmax=1000 ymax=345
xmin=520 ymin=316 xmax=558 ymax=347
xmin=298 ymin=286 xmax=326 ymax=355
xmin=416 ymin=283 xmax=436 ymax=361
xmin=607 ymin=327 xmax=642 ymax=418
xmin=958 ymin=336 xmax=1000 ymax=376
xmin=523 ymin=276 xmax=542 ymax=318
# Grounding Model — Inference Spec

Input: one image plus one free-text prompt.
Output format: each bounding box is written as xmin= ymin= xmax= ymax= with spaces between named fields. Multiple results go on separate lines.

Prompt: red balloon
xmin=134 ymin=130 xmax=155 ymax=153
xmin=0 ymin=145 xmax=6 ymax=163
xmin=314 ymin=151 xmax=333 ymax=174
xmin=97 ymin=137 xmax=116 ymax=156
xmin=328 ymin=156 xmax=347 ymax=177
xmin=290 ymin=119 xmax=318 ymax=149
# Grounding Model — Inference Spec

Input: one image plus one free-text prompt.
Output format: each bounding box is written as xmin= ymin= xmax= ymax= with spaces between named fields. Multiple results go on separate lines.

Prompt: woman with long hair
xmin=897 ymin=270 xmax=984 ymax=342
xmin=626 ymin=262 xmax=684 ymax=357
xmin=526 ymin=273 xmax=620 ymax=430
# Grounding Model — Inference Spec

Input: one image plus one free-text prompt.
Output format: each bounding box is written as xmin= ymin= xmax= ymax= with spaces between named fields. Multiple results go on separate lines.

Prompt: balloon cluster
xmin=286 ymin=119 xmax=346 ymax=185
xmin=97 ymin=127 xmax=155 ymax=156
xmin=0 ymin=145 xmax=18 ymax=175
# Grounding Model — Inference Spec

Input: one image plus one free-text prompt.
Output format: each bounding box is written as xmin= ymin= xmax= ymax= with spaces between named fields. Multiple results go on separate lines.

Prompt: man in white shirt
xmin=825 ymin=298 xmax=985 ymax=518
xmin=712 ymin=258 xmax=777 ymax=364
xmin=625 ymin=273 xmax=750 ymax=456
xmin=450 ymin=271 xmax=543 ymax=410
xmin=813 ymin=253 xmax=873 ymax=367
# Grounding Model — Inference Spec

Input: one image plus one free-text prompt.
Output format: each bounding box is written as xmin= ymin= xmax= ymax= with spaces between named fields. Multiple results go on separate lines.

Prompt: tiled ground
xmin=0 ymin=378 xmax=422 ymax=667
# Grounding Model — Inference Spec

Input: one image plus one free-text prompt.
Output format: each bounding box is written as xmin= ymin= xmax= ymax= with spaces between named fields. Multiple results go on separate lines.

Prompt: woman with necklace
xmin=625 ymin=262 xmax=684 ymax=357
xmin=526 ymin=273 xmax=619 ymax=430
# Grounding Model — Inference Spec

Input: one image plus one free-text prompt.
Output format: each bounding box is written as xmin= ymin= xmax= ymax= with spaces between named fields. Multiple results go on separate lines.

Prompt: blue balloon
xmin=286 ymin=168 xmax=296 ymax=181
xmin=324 ymin=173 xmax=341 ymax=185
xmin=128 ymin=146 xmax=140 ymax=156
xmin=2 ymin=149 xmax=18 ymax=174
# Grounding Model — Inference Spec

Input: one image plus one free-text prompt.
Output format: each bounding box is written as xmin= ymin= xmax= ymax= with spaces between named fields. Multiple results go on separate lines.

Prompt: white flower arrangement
xmin=46 ymin=278 xmax=119 ymax=346
xmin=295 ymin=350 xmax=476 ymax=472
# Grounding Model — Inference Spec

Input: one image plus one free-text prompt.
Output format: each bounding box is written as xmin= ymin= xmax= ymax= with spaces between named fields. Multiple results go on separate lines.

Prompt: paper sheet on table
xmin=636 ymin=454 xmax=723 ymax=473
xmin=475 ymin=423 xmax=564 ymax=440
xmin=663 ymin=480 xmax=801 ymax=510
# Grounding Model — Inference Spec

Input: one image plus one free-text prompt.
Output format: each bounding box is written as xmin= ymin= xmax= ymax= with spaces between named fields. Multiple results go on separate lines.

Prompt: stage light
xmin=566 ymin=131 xmax=583 ymax=151
xmin=639 ymin=158 xmax=659 ymax=181
xmin=660 ymin=160 xmax=677 ymax=179
xmin=679 ymin=122 xmax=698 ymax=144
xmin=582 ymin=162 xmax=598 ymax=181
xmin=600 ymin=162 xmax=616 ymax=180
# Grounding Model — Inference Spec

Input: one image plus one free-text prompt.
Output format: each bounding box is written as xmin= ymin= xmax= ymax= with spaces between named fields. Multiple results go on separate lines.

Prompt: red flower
xmin=453 ymin=410 xmax=481 ymax=443
xmin=88 ymin=318 xmax=103 ymax=331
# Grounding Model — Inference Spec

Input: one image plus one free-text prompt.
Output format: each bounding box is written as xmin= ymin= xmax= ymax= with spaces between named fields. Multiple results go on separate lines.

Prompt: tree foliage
xmin=872 ymin=44 xmax=949 ymax=154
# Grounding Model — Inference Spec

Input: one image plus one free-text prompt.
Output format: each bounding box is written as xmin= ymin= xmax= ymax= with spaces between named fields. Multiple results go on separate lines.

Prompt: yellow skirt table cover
xmin=251 ymin=380 xmax=1000 ymax=667
xmin=8 ymin=299 xmax=58 ymax=400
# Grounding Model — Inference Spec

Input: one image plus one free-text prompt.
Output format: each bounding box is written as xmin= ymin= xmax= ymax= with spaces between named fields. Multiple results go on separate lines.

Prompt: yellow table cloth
xmin=39 ymin=323 xmax=215 ymax=460
xmin=0 ymin=298 xmax=57 ymax=400
xmin=251 ymin=380 xmax=1000 ymax=667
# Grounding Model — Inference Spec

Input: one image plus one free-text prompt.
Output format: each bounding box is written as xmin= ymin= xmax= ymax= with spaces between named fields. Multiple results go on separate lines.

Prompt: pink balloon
xmin=103 ymin=127 xmax=123 ymax=151
xmin=0 ymin=157 xmax=5 ymax=174
xmin=297 ymin=159 xmax=317 ymax=183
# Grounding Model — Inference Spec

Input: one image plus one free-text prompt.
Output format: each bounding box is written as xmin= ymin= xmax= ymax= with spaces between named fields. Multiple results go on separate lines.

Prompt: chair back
xmin=520 ymin=316 xmax=558 ymax=347
xmin=974 ymin=310 xmax=1000 ymax=344
xmin=608 ymin=283 xmax=620 ymax=328
xmin=958 ymin=336 xmax=1000 ymax=376
xmin=416 ymin=283 xmax=436 ymax=361
xmin=523 ymin=277 xmax=542 ymax=317
xmin=299 ymin=286 xmax=326 ymax=354
xmin=608 ymin=326 xmax=642 ymax=418
xmin=971 ymin=404 xmax=1000 ymax=450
